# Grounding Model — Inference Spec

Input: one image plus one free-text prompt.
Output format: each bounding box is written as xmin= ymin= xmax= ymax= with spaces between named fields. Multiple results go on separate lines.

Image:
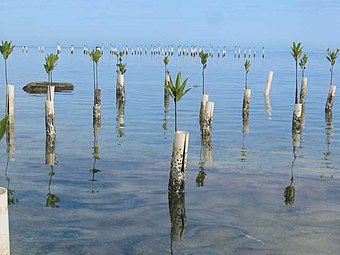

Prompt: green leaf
xmin=89 ymin=49 xmax=103 ymax=64
xmin=44 ymin=53 xmax=59 ymax=74
xmin=0 ymin=116 xmax=8 ymax=141
xmin=0 ymin=41 xmax=15 ymax=60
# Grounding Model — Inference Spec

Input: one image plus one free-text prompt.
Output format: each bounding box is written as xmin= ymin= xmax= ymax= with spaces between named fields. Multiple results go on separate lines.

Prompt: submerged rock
xmin=23 ymin=81 xmax=74 ymax=93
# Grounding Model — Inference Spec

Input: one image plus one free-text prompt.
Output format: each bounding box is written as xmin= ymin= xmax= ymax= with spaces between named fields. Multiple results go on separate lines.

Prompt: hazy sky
xmin=1 ymin=0 xmax=340 ymax=49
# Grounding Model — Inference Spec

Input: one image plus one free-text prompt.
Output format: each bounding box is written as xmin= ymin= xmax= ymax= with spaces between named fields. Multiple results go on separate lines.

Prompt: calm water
xmin=0 ymin=47 xmax=340 ymax=254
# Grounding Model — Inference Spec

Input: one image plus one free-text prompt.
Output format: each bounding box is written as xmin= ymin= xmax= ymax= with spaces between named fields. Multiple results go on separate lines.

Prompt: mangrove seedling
xmin=326 ymin=48 xmax=340 ymax=86
xmin=299 ymin=54 xmax=308 ymax=78
xmin=0 ymin=41 xmax=15 ymax=86
xmin=116 ymin=51 xmax=127 ymax=75
xmin=199 ymin=50 xmax=209 ymax=94
xmin=244 ymin=60 xmax=251 ymax=89
xmin=44 ymin=53 xmax=59 ymax=86
xmin=89 ymin=49 xmax=103 ymax=91
xmin=163 ymin=56 xmax=169 ymax=77
xmin=0 ymin=116 xmax=8 ymax=141
xmin=165 ymin=72 xmax=191 ymax=132
xmin=291 ymin=42 xmax=303 ymax=104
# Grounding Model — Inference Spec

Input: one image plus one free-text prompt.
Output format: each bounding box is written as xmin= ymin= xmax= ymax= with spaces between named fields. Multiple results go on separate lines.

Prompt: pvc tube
xmin=168 ymin=131 xmax=189 ymax=194
xmin=0 ymin=187 xmax=10 ymax=255
xmin=325 ymin=85 xmax=336 ymax=112
xmin=6 ymin=85 xmax=14 ymax=124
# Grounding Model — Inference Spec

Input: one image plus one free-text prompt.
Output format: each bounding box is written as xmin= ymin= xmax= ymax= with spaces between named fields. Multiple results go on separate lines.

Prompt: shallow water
xmin=0 ymin=48 xmax=339 ymax=254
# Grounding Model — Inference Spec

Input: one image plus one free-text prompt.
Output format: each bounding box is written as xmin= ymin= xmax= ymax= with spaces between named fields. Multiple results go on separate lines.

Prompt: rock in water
xmin=23 ymin=81 xmax=74 ymax=93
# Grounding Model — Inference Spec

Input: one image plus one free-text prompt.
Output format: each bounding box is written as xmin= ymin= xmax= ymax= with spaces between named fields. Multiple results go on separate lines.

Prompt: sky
xmin=0 ymin=0 xmax=340 ymax=50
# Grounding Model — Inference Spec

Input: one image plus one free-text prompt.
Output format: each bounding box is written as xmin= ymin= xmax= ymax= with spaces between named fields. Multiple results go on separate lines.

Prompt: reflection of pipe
xmin=325 ymin=84 xmax=336 ymax=113
xmin=264 ymin=71 xmax=273 ymax=95
xmin=6 ymin=122 xmax=15 ymax=163
xmin=116 ymin=100 xmax=125 ymax=138
xmin=6 ymin=84 xmax=14 ymax=125
xmin=292 ymin=131 xmax=301 ymax=148
xmin=324 ymin=112 xmax=333 ymax=168
xmin=90 ymin=125 xmax=101 ymax=182
xmin=0 ymin=187 xmax=10 ymax=255
xmin=168 ymin=131 xmax=189 ymax=194
xmin=264 ymin=94 xmax=272 ymax=119
xmin=168 ymin=192 xmax=186 ymax=254
xmin=241 ymin=132 xmax=247 ymax=162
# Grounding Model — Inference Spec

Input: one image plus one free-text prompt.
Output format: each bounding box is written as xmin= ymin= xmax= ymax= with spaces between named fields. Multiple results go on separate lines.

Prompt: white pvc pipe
xmin=165 ymin=73 xmax=170 ymax=86
xmin=292 ymin=103 xmax=302 ymax=131
xmin=118 ymin=74 xmax=124 ymax=85
xmin=45 ymin=100 xmax=56 ymax=135
xmin=169 ymin=131 xmax=189 ymax=194
xmin=244 ymin=88 xmax=251 ymax=99
xmin=325 ymin=85 xmax=337 ymax=112
xmin=201 ymin=94 xmax=209 ymax=105
xmin=293 ymin=103 xmax=302 ymax=118
xmin=299 ymin=77 xmax=308 ymax=104
xmin=0 ymin=187 xmax=10 ymax=255
xmin=6 ymin=85 xmax=14 ymax=124
xmin=47 ymin=86 xmax=55 ymax=102
xmin=264 ymin=71 xmax=273 ymax=95
xmin=205 ymin=101 xmax=214 ymax=119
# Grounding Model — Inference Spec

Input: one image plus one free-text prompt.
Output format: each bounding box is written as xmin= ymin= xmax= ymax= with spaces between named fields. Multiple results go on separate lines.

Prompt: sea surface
xmin=0 ymin=47 xmax=339 ymax=254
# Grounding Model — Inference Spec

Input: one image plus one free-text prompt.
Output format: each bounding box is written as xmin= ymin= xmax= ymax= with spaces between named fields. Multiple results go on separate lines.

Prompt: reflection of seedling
xmin=244 ymin=60 xmax=251 ymax=89
xmin=46 ymin=193 xmax=61 ymax=208
xmin=0 ymin=116 xmax=8 ymax=141
xmin=0 ymin=40 xmax=15 ymax=85
xmin=299 ymin=54 xmax=308 ymax=78
xmin=165 ymin=72 xmax=191 ymax=132
xmin=284 ymin=185 xmax=296 ymax=205
xmin=46 ymin=167 xmax=61 ymax=208
xmin=199 ymin=51 xmax=209 ymax=94
xmin=291 ymin=42 xmax=303 ymax=104
xmin=326 ymin=48 xmax=340 ymax=86
xmin=196 ymin=170 xmax=207 ymax=187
